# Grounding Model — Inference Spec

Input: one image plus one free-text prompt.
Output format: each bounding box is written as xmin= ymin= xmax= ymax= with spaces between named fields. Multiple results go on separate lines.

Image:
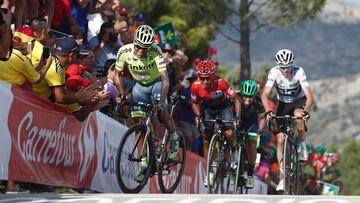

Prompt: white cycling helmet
xmin=275 ymin=49 xmax=295 ymax=66
xmin=134 ymin=25 xmax=155 ymax=48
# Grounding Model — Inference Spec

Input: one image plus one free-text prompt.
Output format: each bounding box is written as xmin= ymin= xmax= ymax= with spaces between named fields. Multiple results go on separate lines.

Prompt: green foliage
xmin=338 ymin=139 xmax=360 ymax=195
xmin=326 ymin=144 xmax=338 ymax=153
xmin=266 ymin=0 xmax=326 ymax=27
xmin=121 ymin=0 xmax=231 ymax=60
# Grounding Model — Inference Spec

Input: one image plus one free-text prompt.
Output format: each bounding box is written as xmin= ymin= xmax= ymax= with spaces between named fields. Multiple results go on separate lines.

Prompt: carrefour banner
xmin=0 ymin=81 xmax=131 ymax=192
xmin=0 ymin=82 xmax=13 ymax=181
xmin=0 ymin=81 xmax=267 ymax=194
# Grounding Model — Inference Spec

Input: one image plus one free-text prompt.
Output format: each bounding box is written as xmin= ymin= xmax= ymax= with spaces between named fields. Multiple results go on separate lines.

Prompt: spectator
xmin=114 ymin=7 xmax=131 ymax=45
xmin=0 ymin=6 xmax=11 ymax=59
xmin=89 ymin=21 xmax=120 ymax=73
xmin=52 ymin=0 xmax=81 ymax=35
xmin=128 ymin=12 xmax=145 ymax=39
xmin=65 ymin=45 xmax=95 ymax=91
xmin=0 ymin=27 xmax=51 ymax=87
xmin=99 ymin=59 xmax=118 ymax=117
xmin=71 ymin=0 xmax=92 ymax=35
xmin=39 ymin=0 xmax=55 ymax=26
xmin=173 ymin=75 xmax=200 ymax=151
xmin=86 ymin=0 xmax=118 ymax=40
xmin=31 ymin=36 xmax=97 ymax=105
xmin=64 ymin=45 xmax=109 ymax=121
xmin=29 ymin=17 xmax=53 ymax=69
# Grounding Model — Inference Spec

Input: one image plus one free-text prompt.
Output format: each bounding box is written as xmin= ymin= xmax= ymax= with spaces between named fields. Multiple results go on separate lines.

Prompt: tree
xmin=121 ymin=0 xmax=231 ymax=60
xmin=338 ymin=139 xmax=360 ymax=195
xmin=208 ymin=0 xmax=326 ymax=81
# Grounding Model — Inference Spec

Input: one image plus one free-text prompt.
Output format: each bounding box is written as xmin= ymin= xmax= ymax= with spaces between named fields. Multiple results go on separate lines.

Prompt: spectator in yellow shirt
xmin=31 ymin=36 xmax=108 ymax=121
xmin=0 ymin=27 xmax=51 ymax=87
xmin=28 ymin=17 xmax=53 ymax=68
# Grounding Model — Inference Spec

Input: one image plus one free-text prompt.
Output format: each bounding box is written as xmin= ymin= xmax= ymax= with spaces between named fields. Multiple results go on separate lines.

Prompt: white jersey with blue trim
xmin=265 ymin=65 xmax=309 ymax=103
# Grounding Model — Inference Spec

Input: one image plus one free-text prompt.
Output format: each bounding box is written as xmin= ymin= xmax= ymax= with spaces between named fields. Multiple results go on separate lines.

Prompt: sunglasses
xmin=243 ymin=95 xmax=254 ymax=99
xmin=199 ymin=76 xmax=212 ymax=81
xmin=134 ymin=44 xmax=150 ymax=51
xmin=279 ymin=65 xmax=291 ymax=70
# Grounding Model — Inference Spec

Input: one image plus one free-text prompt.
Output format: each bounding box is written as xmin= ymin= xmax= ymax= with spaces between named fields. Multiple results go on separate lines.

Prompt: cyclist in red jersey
xmin=191 ymin=60 xmax=241 ymax=187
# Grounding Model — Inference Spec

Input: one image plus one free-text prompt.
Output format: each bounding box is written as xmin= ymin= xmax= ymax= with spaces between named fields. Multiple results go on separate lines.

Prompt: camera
xmin=108 ymin=32 xmax=118 ymax=43
xmin=43 ymin=47 xmax=50 ymax=59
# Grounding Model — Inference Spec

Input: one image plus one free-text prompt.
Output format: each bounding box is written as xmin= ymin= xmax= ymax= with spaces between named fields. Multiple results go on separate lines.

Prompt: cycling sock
xmin=171 ymin=131 xmax=178 ymax=140
xmin=247 ymin=164 xmax=254 ymax=176
xmin=141 ymin=156 xmax=148 ymax=167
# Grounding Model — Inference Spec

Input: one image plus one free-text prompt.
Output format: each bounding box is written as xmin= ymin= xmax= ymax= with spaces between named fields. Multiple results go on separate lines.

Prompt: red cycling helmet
xmin=196 ymin=60 xmax=216 ymax=77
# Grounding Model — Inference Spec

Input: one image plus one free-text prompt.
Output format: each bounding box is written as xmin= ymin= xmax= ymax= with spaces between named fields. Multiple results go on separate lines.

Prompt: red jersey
xmin=191 ymin=76 xmax=235 ymax=108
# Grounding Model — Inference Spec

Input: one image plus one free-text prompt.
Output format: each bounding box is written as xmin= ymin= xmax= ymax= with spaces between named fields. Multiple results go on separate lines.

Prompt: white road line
xmin=209 ymin=199 xmax=267 ymax=203
xmin=301 ymin=199 xmax=349 ymax=203
xmin=124 ymin=198 xmax=178 ymax=203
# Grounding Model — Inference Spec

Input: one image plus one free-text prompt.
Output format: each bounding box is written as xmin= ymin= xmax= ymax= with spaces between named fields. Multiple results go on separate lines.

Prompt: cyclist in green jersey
xmin=114 ymin=25 xmax=179 ymax=182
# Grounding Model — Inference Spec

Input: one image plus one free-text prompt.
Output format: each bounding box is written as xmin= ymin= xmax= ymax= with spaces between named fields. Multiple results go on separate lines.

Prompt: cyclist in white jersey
xmin=113 ymin=25 xmax=179 ymax=182
xmin=261 ymin=49 xmax=314 ymax=191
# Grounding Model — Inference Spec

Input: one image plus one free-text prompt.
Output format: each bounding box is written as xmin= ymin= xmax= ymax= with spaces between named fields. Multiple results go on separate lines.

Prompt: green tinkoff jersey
xmin=115 ymin=43 xmax=167 ymax=85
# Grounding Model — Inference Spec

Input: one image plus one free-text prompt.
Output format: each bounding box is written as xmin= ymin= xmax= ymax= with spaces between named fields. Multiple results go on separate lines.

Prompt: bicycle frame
xmin=203 ymin=118 xmax=236 ymax=194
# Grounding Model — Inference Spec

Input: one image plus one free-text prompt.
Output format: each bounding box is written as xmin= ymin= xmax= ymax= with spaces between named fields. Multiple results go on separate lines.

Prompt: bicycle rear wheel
xmin=116 ymin=124 xmax=154 ymax=193
xmin=207 ymin=133 xmax=228 ymax=194
xmin=158 ymin=131 xmax=186 ymax=193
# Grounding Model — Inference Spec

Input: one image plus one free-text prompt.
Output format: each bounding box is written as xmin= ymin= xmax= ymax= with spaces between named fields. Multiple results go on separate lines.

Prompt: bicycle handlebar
xmin=271 ymin=115 xmax=304 ymax=120
xmin=266 ymin=114 xmax=308 ymax=128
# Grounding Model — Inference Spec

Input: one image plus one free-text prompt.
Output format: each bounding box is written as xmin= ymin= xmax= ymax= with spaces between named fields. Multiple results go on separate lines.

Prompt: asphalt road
xmin=0 ymin=194 xmax=359 ymax=203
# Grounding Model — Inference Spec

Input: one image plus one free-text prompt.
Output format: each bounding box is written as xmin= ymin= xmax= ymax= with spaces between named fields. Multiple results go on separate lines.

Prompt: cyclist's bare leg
xmin=224 ymin=129 xmax=236 ymax=149
xmin=245 ymin=139 xmax=257 ymax=176
xmin=294 ymin=109 xmax=306 ymax=142
xmin=276 ymin=132 xmax=285 ymax=167
xmin=158 ymin=110 xmax=176 ymax=133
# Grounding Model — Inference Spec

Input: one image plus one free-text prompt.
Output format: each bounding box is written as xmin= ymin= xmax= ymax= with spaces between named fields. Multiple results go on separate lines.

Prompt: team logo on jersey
xmin=128 ymin=61 xmax=155 ymax=71
xmin=118 ymin=48 xmax=132 ymax=57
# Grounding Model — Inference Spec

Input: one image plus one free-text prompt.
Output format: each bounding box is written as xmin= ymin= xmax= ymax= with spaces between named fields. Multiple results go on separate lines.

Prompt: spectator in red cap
xmin=0 ymin=27 xmax=52 ymax=87
xmin=114 ymin=7 xmax=131 ymax=45
xmin=115 ymin=7 xmax=128 ymax=21
xmin=65 ymin=45 xmax=95 ymax=91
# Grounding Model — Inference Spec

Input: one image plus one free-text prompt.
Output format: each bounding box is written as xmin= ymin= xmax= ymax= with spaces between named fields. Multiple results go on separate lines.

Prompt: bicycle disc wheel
xmin=116 ymin=124 xmax=154 ymax=193
xmin=207 ymin=133 xmax=225 ymax=194
xmin=158 ymin=131 xmax=186 ymax=193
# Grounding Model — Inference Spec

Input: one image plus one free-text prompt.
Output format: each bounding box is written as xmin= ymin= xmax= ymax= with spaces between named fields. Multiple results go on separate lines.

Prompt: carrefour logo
xmin=102 ymin=132 xmax=117 ymax=174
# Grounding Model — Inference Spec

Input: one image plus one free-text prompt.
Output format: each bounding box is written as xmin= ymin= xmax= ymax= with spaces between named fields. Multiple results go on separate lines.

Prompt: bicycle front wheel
xmin=158 ymin=131 xmax=186 ymax=193
xmin=283 ymin=138 xmax=298 ymax=195
xmin=207 ymin=133 xmax=228 ymax=194
xmin=116 ymin=124 xmax=154 ymax=193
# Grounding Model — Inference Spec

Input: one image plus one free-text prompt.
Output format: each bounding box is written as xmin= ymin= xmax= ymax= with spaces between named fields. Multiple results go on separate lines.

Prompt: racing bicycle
xmin=271 ymin=115 xmax=305 ymax=195
xmin=116 ymin=97 xmax=186 ymax=193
